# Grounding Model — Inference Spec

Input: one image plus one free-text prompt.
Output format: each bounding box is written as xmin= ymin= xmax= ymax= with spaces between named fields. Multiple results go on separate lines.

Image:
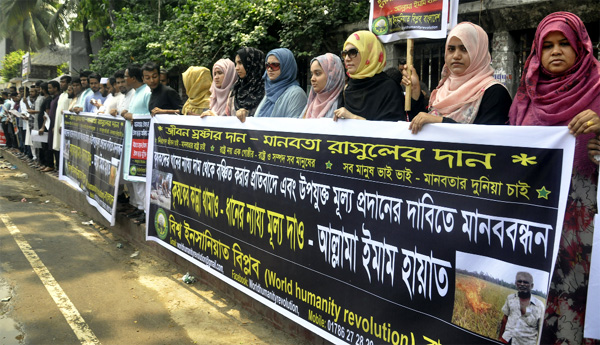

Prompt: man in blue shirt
xmin=123 ymin=65 xmax=151 ymax=118
xmin=83 ymin=73 xmax=107 ymax=113
xmin=122 ymin=64 xmax=151 ymax=224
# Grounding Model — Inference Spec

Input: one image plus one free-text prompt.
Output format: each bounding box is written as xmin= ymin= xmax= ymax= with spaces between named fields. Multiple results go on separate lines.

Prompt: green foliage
xmin=0 ymin=50 xmax=26 ymax=82
xmin=276 ymin=0 xmax=369 ymax=57
xmin=0 ymin=0 xmax=67 ymax=51
xmin=89 ymin=6 xmax=165 ymax=76
xmin=57 ymin=62 xmax=69 ymax=76
xmin=160 ymin=0 xmax=281 ymax=70
xmin=160 ymin=0 xmax=368 ymax=68
xmin=92 ymin=0 xmax=368 ymax=74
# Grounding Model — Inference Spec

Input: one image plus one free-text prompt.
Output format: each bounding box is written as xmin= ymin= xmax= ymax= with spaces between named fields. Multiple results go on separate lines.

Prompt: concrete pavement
xmin=0 ymin=149 xmax=319 ymax=345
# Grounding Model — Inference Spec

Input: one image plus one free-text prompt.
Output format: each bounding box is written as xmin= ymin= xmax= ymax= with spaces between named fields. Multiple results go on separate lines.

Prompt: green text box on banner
xmin=123 ymin=114 xmax=151 ymax=182
xmin=145 ymin=116 xmax=574 ymax=345
xmin=369 ymin=0 xmax=457 ymax=42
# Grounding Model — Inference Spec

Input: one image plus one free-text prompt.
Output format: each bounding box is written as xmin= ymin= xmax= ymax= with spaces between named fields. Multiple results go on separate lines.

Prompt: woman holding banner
xmin=509 ymin=12 xmax=600 ymax=345
xmin=403 ymin=22 xmax=511 ymax=134
xmin=201 ymin=59 xmax=238 ymax=117
xmin=255 ymin=48 xmax=307 ymax=118
xmin=302 ymin=53 xmax=345 ymax=119
xmin=226 ymin=47 xmax=265 ymax=122
xmin=180 ymin=66 xmax=212 ymax=115
xmin=333 ymin=30 xmax=409 ymax=122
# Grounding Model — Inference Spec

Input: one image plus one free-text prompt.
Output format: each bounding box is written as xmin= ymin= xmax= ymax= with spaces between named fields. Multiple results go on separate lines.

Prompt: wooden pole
xmin=405 ymin=39 xmax=414 ymax=112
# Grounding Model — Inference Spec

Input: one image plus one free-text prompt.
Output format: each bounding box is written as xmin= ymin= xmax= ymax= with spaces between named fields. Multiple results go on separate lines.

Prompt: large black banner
xmin=60 ymin=112 xmax=125 ymax=225
xmin=146 ymin=116 xmax=573 ymax=344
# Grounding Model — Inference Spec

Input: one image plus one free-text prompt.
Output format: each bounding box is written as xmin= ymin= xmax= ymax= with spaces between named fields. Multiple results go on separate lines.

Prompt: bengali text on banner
xmin=370 ymin=0 xmax=458 ymax=41
xmin=146 ymin=115 xmax=573 ymax=345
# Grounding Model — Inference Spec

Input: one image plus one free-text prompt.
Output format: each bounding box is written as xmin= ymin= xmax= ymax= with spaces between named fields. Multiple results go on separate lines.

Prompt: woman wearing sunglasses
xmin=255 ymin=48 xmax=307 ymax=118
xmin=333 ymin=30 xmax=411 ymax=122
xmin=227 ymin=47 xmax=265 ymax=122
xmin=403 ymin=22 xmax=511 ymax=134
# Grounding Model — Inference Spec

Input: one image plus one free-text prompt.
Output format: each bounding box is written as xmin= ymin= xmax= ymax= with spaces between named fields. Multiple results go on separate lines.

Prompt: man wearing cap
xmin=97 ymin=75 xmax=123 ymax=115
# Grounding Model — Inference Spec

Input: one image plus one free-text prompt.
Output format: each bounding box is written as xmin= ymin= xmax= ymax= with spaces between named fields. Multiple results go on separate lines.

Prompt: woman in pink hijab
xmin=302 ymin=53 xmax=345 ymax=119
xmin=509 ymin=12 xmax=600 ymax=345
xmin=202 ymin=58 xmax=238 ymax=116
xmin=403 ymin=22 xmax=511 ymax=134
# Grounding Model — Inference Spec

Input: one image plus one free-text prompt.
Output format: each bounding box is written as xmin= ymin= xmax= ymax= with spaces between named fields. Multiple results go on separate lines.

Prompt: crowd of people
xmin=0 ymin=10 xmax=598 ymax=345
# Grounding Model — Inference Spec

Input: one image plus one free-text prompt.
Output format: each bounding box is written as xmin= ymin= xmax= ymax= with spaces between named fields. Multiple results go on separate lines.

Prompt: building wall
xmin=29 ymin=65 xmax=59 ymax=81
xmin=69 ymin=31 xmax=103 ymax=75
xmin=0 ymin=39 xmax=7 ymax=68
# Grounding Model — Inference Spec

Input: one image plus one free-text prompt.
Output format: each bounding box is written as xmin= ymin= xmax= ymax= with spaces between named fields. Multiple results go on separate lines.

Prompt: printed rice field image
xmin=451 ymin=252 xmax=548 ymax=340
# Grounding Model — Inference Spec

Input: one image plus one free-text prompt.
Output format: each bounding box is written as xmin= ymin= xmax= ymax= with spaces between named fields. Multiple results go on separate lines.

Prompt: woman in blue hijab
xmin=255 ymin=48 xmax=307 ymax=118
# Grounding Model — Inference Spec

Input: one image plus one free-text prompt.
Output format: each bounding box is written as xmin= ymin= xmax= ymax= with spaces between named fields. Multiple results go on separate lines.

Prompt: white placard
xmin=31 ymin=131 xmax=48 ymax=143
xmin=584 ymin=213 xmax=600 ymax=340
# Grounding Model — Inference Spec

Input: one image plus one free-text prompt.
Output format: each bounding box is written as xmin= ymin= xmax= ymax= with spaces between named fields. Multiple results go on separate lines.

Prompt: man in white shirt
xmin=30 ymin=81 xmax=45 ymax=165
xmin=51 ymin=75 xmax=72 ymax=164
xmin=25 ymin=86 xmax=39 ymax=163
xmin=17 ymin=86 xmax=31 ymax=159
xmin=98 ymin=73 xmax=124 ymax=115
xmin=1 ymin=92 xmax=16 ymax=152
xmin=18 ymin=86 xmax=34 ymax=160
xmin=114 ymin=70 xmax=134 ymax=117
xmin=112 ymin=69 xmax=135 ymax=212
xmin=499 ymin=272 xmax=544 ymax=345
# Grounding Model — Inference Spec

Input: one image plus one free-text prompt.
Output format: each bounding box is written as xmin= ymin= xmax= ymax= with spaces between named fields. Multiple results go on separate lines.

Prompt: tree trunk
xmin=158 ymin=0 xmax=161 ymax=25
xmin=108 ymin=0 xmax=116 ymax=28
xmin=82 ymin=17 xmax=93 ymax=66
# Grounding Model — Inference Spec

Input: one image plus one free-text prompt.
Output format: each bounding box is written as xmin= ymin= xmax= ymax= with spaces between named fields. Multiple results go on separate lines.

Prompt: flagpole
xmin=405 ymin=39 xmax=414 ymax=111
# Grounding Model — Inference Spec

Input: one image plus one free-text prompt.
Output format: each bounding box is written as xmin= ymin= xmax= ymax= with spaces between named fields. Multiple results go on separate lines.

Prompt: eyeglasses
xmin=265 ymin=62 xmax=281 ymax=71
xmin=341 ymin=48 xmax=359 ymax=59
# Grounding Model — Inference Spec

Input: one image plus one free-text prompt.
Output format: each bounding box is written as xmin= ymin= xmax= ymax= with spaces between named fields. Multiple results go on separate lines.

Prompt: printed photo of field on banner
xmin=452 ymin=252 xmax=548 ymax=340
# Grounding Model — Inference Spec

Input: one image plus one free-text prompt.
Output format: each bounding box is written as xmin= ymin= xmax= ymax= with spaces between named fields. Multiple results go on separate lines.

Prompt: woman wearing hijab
xmin=404 ymin=22 xmax=511 ymax=134
xmin=302 ymin=53 xmax=345 ymax=119
xmin=181 ymin=66 xmax=212 ymax=115
xmin=333 ymin=30 xmax=409 ymax=121
xmin=202 ymin=59 xmax=238 ymax=116
xmin=509 ymin=12 xmax=600 ymax=345
xmin=227 ymin=47 xmax=265 ymax=122
xmin=255 ymin=48 xmax=307 ymax=118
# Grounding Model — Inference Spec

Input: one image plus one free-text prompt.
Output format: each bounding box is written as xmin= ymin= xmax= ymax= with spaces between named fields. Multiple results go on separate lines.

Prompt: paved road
xmin=0 ymin=158 xmax=300 ymax=345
